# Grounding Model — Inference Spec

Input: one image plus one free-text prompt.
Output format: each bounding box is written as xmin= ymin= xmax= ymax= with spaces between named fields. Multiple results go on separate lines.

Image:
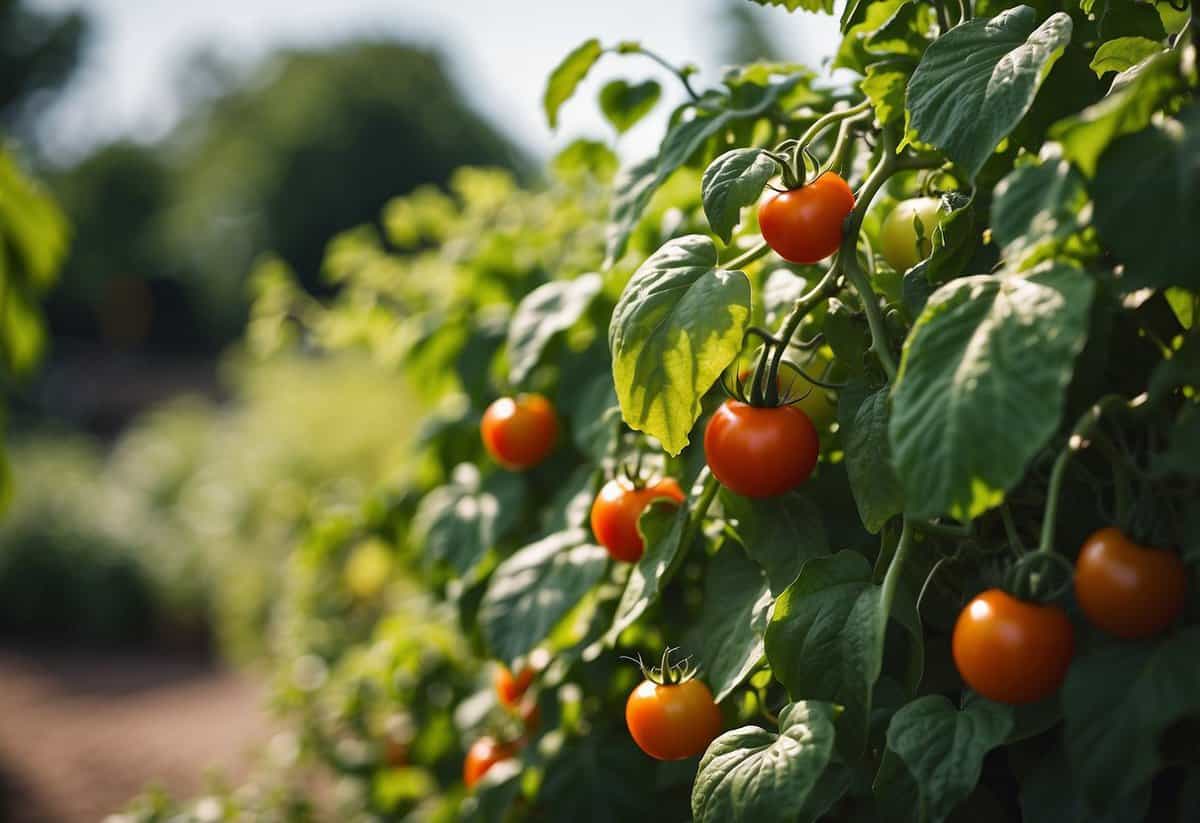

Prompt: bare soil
xmin=0 ymin=648 xmax=272 ymax=823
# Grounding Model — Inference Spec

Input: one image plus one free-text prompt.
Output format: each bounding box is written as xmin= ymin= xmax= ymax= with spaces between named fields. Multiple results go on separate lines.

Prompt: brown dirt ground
xmin=0 ymin=648 xmax=273 ymax=823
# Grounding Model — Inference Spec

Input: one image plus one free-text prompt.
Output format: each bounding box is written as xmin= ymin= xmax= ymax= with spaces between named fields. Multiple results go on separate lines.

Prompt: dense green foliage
xmin=85 ymin=0 xmax=1200 ymax=819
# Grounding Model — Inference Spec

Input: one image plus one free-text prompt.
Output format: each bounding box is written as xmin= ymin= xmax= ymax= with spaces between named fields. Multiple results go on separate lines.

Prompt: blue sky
xmin=28 ymin=0 xmax=841 ymax=163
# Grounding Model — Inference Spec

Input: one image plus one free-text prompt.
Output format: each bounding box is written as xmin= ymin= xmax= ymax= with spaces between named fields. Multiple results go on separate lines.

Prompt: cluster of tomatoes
xmin=474 ymin=342 xmax=826 ymax=774
xmin=954 ymin=527 xmax=1188 ymax=704
xmin=463 ymin=663 xmax=540 ymax=789
xmin=466 ymin=170 xmax=1191 ymax=792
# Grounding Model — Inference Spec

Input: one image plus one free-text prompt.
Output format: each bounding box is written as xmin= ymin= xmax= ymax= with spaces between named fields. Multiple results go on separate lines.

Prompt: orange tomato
xmin=481 ymin=394 xmax=558 ymax=470
xmin=590 ymin=477 xmax=686 ymax=562
xmin=952 ymin=589 xmax=1074 ymax=705
xmin=625 ymin=678 xmax=723 ymax=761
xmin=1075 ymin=527 xmax=1188 ymax=639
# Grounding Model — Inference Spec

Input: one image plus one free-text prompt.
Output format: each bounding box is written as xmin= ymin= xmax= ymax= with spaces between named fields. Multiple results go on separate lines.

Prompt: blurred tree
xmin=49 ymin=41 xmax=528 ymax=354
xmin=46 ymin=143 xmax=176 ymax=349
xmin=0 ymin=0 xmax=89 ymax=140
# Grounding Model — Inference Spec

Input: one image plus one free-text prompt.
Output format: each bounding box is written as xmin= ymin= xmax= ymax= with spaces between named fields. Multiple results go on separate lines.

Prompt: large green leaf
xmin=890 ymin=265 xmax=1095 ymax=520
xmin=764 ymin=551 xmax=921 ymax=756
xmin=839 ymin=381 xmax=904 ymax=533
xmin=867 ymin=0 xmax=934 ymax=57
xmin=1050 ymin=50 xmax=1180 ymax=176
xmin=479 ymin=528 xmax=609 ymax=665
xmin=991 ymin=155 xmax=1088 ymax=270
xmin=0 ymin=149 xmax=70 ymax=291
xmin=882 ymin=695 xmax=1013 ymax=823
xmin=507 ymin=273 xmax=604 ymax=385
xmin=701 ymin=148 xmax=777 ymax=244
xmin=722 ymin=489 xmax=829 ymax=595
xmin=862 ymin=58 xmax=916 ymax=128
xmin=598 ymin=79 xmax=662 ymax=134
xmin=904 ymin=6 xmax=1073 ymax=179
xmin=412 ymin=465 xmax=525 ymax=577
xmin=609 ymin=235 xmax=751 ymax=455
xmin=544 ymin=39 xmax=604 ymax=128
xmin=540 ymin=732 xmax=656 ymax=821
xmin=1063 ymin=627 xmax=1200 ymax=809
xmin=1091 ymin=103 xmax=1200 ymax=292
xmin=692 ymin=702 xmax=840 ymax=823
xmin=686 ymin=542 xmax=772 ymax=702
xmin=1089 ymin=36 xmax=1162 ymax=76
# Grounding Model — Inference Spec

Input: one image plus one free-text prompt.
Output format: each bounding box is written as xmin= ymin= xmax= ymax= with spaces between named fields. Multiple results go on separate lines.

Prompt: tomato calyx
xmin=622 ymin=646 xmax=699 ymax=687
xmin=727 ymin=329 xmax=844 ymax=409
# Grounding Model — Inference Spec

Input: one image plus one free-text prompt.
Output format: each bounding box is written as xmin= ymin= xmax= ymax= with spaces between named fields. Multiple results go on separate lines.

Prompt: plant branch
xmin=624 ymin=45 xmax=701 ymax=101
xmin=724 ymin=240 xmax=771 ymax=271
xmin=1038 ymin=394 xmax=1146 ymax=553
xmin=879 ymin=519 xmax=914 ymax=631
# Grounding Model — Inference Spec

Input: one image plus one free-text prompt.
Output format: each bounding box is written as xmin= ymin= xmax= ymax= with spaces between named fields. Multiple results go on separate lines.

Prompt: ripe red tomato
xmin=952 ymin=589 xmax=1074 ymax=705
xmin=758 ymin=172 xmax=855 ymax=264
xmin=481 ymin=394 xmax=558 ymax=470
xmin=703 ymin=400 xmax=819 ymax=498
xmin=625 ymin=678 xmax=723 ymax=761
xmin=463 ymin=736 xmax=517 ymax=789
xmin=1074 ymin=527 xmax=1188 ymax=639
xmin=590 ymin=477 xmax=686 ymax=562
xmin=494 ymin=664 xmax=536 ymax=708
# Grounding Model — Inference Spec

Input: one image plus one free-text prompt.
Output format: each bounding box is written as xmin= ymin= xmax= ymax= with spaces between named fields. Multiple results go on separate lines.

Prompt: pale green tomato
xmin=880 ymin=197 xmax=941 ymax=273
xmin=344 ymin=538 xmax=393 ymax=601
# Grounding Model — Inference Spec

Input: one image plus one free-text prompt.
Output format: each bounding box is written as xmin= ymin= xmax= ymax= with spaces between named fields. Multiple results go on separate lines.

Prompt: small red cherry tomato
xmin=952 ymin=588 xmax=1074 ymax=705
xmin=494 ymin=663 xmax=536 ymax=708
xmin=758 ymin=172 xmax=855 ymax=264
xmin=480 ymin=394 xmax=558 ymax=470
xmin=463 ymin=736 xmax=517 ymax=789
xmin=703 ymin=400 xmax=819 ymax=498
xmin=1074 ymin=527 xmax=1188 ymax=639
xmin=625 ymin=678 xmax=723 ymax=761
xmin=590 ymin=477 xmax=686 ymax=562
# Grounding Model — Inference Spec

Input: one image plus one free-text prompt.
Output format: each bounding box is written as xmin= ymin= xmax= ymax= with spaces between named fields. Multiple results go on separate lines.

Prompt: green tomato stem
xmin=1000 ymin=504 xmax=1026 ymax=554
xmin=723 ymin=240 xmax=771 ymax=271
xmin=1037 ymin=394 xmax=1145 ymax=553
xmin=624 ymin=45 xmax=701 ymax=101
xmin=838 ymin=128 xmax=942 ymax=382
xmin=795 ymin=100 xmax=872 ymax=155
xmin=766 ymin=266 xmax=843 ymax=405
xmin=879 ymin=518 xmax=914 ymax=635
xmin=661 ymin=470 xmax=721 ymax=585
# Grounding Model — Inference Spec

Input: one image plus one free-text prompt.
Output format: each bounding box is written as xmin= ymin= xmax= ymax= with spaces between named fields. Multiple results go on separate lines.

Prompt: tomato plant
xmin=116 ymin=2 xmax=1200 ymax=820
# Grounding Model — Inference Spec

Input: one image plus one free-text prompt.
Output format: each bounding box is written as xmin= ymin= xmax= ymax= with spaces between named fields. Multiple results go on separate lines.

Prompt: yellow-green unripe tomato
xmin=880 ymin=197 xmax=942 ymax=273
xmin=344 ymin=538 xmax=394 ymax=601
